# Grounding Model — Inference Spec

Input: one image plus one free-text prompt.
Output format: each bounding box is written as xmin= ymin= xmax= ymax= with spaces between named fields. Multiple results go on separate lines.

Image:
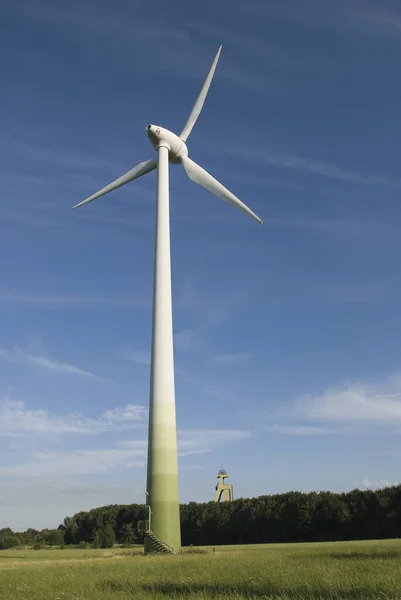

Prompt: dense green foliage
xmin=3 ymin=484 xmax=400 ymax=550
xmin=62 ymin=504 xmax=145 ymax=546
xmin=120 ymin=523 xmax=136 ymax=546
xmin=59 ymin=484 xmax=401 ymax=547
xmin=101 ymin=524 xmax=116 ymax=548
xmin=0 ymin=526 xmax=64 ymax=549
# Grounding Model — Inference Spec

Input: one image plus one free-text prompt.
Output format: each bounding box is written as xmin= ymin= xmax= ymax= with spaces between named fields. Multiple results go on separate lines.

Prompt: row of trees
xmin=0 ymin=524 xmax=120 ymax=550
xmin=0 ymin=527 xmax=64 ymax=550
xmin=62 ymin=484 xmax=401 ymax=547
xmin=3 ymin=484 xmax=401 ymax=549
xmin=62 ymin=504 xmax=145 ymax=546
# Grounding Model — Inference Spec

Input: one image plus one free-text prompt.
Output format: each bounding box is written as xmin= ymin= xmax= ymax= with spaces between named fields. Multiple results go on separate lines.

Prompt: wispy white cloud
xmin=178 ymin=428 xmax=251 ymax=455
xmin=0 ymin=398 xmax=97 ymax=435
xmin=240 ymin=272 xmax=398 ymax=311
xmin=226 ymin=145 xmax=399 ymax=186
xmin=323 ymin=282 xmax=394 ymax=305
xmin=0 ymin=423 xmax=249 ymax=480
xmin=0 ymin=291 xmax=147 ymax=307
xmin=227 ymin=1 xmax=401 ymax=54
xmin=0 ymin=447 xmax=146 ymax=478
xmin=103 ymin=404 xmax=147 ymax=422
xmin=27 ymin=355 xmax=104 ymax=381
xmin=0 ymin=396 xmax=146 ymax=436
xmin=268 ymin=370 xmax=401 ymax=436
xmin=230 ymin=0 xmax=401 ymax=41
xmin=119 ymin=346 xmax=150 ymax=366
xmin=11 ymin=0 xmax=278 ymax=93
xmin=120 ymin=428 xmax=251 ymax=457
xmin=0 ymin=342 xmax=110 ymax=383
xmin=2 ymin=135 xmax=132 ymax=180
xmin=347 ymin=5 xmax=401 ymax=39
xmin=0 ymin=133 xmax=154 ymax=231
xmin=176 ymin=369 xmax=239 ymax=404
xmin=297 ymin=377 xmax=401 ymax=425
xmin=174 ymin=281 xmax=254 ymax=354
xmin=184 ymin=19 xmax=301 ymax=69
xmin=175 ymin=307 xmax=229 ymax=352
xmin=267 ymin=424 xmax=338 ymax=436
xmin=214 ymin=353 xmax=254 ymax=364
xmin=174 ymin=328 xmax=198 ymax=351
xmin=264 ymin=216 xmax=367 ymax=238
xmin=352 ymin=478 xmax=397 ymax=490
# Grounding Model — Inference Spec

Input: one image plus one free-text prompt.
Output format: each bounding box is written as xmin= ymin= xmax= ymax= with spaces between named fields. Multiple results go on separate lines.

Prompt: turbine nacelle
xmin=146 ymin=124 xmax=188 ymax=163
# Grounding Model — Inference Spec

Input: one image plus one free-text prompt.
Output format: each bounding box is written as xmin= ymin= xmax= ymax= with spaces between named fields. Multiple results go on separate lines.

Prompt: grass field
xmin=1 ymin=539 xmax=401 ymax=599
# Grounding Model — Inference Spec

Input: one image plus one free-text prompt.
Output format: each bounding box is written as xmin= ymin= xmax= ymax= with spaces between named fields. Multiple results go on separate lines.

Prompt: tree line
xmin=0 ymin=527 xmax=64 ymax=550
xmin=2 ymin=484 xmax=401 ymax=549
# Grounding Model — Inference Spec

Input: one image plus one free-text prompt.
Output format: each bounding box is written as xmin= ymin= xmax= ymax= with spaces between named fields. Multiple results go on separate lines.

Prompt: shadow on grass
xmin=98 ymin=581 xmax=387 ymax=599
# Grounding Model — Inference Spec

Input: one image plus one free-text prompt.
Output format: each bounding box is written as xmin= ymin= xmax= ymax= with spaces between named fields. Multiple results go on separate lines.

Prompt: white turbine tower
xmin=73 ymin=45 xmax=262 ymax=555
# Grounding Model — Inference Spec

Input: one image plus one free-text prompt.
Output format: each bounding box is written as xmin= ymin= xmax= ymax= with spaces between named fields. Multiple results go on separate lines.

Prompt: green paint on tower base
xmin=143 ymin=499 xmax=181 ymax=555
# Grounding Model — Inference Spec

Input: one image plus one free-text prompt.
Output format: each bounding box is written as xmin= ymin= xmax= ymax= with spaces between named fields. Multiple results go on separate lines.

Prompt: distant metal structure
xmin=214 ymin=468 xmax=234 ymax=502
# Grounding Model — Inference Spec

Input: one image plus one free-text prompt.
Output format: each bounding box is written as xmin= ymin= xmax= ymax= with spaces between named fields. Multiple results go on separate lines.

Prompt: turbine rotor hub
xmin=146 ymin=125 xmax=188 ymax=163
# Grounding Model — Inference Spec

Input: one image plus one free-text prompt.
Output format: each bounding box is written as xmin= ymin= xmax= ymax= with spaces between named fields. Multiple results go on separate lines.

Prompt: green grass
xmin=1 ymin=539 xmax=401 ymax=599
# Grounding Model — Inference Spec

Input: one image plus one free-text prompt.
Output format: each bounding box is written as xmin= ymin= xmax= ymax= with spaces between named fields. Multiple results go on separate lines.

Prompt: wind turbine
xmin=73 ymin=45 xmax=262 ymax=554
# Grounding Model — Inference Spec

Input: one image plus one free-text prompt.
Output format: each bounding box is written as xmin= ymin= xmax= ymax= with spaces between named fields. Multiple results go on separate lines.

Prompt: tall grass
xmin=0 ymin=539 xmax=400 ymax=599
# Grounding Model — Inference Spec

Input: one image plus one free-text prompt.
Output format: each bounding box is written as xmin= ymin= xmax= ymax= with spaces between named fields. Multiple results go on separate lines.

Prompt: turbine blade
xmin=182 ymin=156 xmax=262 ymax=224
xmin=180 ymin=45 xmax=222 ymax=143
xmin=72 ymin=158 xmax=157 ymax=209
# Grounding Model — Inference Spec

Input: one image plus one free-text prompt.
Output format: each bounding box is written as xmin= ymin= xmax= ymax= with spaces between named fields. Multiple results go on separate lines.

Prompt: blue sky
xmin=1 ymin=0 xmax=401 ymax=530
